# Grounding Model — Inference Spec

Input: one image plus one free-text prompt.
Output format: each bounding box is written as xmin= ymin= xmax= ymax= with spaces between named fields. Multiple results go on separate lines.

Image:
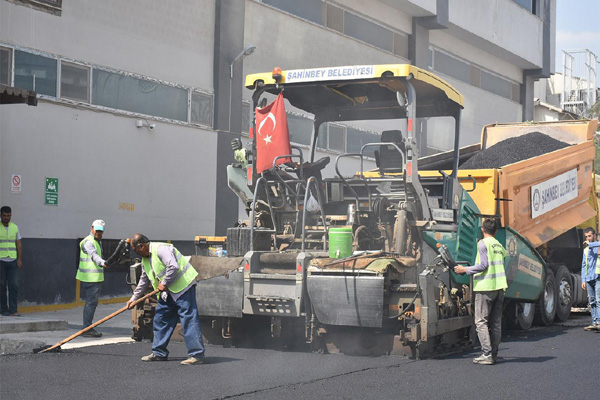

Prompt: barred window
xmin=262 ymin=0 xmax=324 ymax=25
xmin=191 ymin=91 xmax=213 ymax=126
xmin=92 ymin=69 xmax=188 ymax=122
xmin=0 ymin=47 xmax=12 ymax=86
xmin=242 ymin=102 xmax=251 ymax=133
xmin=328 ymin=124 xmax=346 ymax=152
xmin=60 ymin=61 xmax=90 ymax=102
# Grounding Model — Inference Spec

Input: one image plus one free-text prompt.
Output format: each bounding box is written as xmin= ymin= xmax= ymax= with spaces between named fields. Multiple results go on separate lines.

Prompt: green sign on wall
xmin=45 ymin=177 xmax=58 ymax=205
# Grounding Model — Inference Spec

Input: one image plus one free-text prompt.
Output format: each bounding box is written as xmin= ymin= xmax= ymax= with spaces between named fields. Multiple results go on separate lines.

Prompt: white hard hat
xmin=92 ymin=219 xmax=105 ymax=231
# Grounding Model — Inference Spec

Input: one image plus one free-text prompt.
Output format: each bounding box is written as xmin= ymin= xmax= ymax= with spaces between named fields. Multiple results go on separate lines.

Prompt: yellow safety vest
xmin=141 ymin=242 xmax=198 ymax=293
xmin=473 ymin=236 xmax=507 ymax=292
xmin=0 ymin=222 xmax=19 ymax=259
xmin=76 ymin=235 xmax=104 ymax=283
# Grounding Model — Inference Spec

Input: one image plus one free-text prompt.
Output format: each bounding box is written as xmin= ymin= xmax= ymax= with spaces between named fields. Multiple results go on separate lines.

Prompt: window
xmin=344 ymin=12 xmax=393 ymax=52
xmin=92 ymin=69 xmax=188 ymax=122
xmin=191 ymin=91 xmax=213 ymax=126
xmin=0 ymin=47 xmax=12 ymax=86
xmin=326 ymin=3 xmax=344 ymax=32
xmin=14 ymin=50 xmax=57 ymax=96
xmin=428 ymin=48 xmax=434 ymax=69
xmin=393 ymin=33 xmax=408 ymax=59
xmin=60 ymin=61 xmax=90 ymax=102
xmin=241 ymin=102 xmax=251 ymax=133
xmin=470 ymin=65 xmax=481 ymax=87
xmin=481 ymin=70 xmax=512 ymax=99
xmin=431 ymin=47 xmax=517 ymax=102
xmin=347 ymin=127 xmax=378 ymax=158
xmin=317 ymin=124 xmax=328 ymax=149
xmin=511 ymin=83 xmax=520 ymax=102
xmin=328 ymin=124 xmax=346 ymax=152
xmin=512 ymin=0 xmax=539 ymax=15
xmin=262 ymin=0 xmax=324 ymax=25
xmin=433 ymin=50 xmax=470 ymax=84
xmin=12 ymin=0 xmax=62 ymax=15
xmin=287 ymin=112 xmax=313 ymax=146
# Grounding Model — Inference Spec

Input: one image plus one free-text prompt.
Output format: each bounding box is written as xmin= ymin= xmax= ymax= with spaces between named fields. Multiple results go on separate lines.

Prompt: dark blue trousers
xmin=0 ymin=260 xmax=19 ymax=314
xmin=152 ymin=286 xmax=205 ymax=358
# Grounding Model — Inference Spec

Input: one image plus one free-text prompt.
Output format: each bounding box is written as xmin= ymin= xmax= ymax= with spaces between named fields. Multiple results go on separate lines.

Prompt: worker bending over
xmin=127 ymin=233 xmax=205 ymax=365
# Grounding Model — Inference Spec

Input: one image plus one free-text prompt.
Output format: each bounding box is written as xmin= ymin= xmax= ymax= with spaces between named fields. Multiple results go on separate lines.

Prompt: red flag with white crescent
xmin=254 ymin=93 xmax=292 ymax=174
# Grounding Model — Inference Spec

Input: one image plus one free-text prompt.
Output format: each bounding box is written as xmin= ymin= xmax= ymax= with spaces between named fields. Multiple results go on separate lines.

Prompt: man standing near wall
xmin=0 ymin=206 xmax=23 ymax=317
xmin=76 ymin=219 xmax=110 ymax=337
xmin=454 ymin=218 xmax=507 ymax=365
xmin=127 ymin=233 xmax=206 ymax=365
xmin=581 ymin=227 xmax=600 ymax=331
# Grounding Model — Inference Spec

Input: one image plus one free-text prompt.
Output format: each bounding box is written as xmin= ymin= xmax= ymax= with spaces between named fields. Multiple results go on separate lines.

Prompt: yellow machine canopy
xmin=245 ymin=64 xmax=464 ymax=121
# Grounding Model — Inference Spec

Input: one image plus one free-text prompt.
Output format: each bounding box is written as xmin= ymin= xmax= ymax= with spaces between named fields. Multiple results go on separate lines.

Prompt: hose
xmin=105 ymin=238 xmax=130 ymax=265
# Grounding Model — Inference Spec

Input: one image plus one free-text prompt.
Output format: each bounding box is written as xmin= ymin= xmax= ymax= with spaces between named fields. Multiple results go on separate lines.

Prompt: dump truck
xmin=188 ymin=64 xmax=598 ymax=357
xmin=416 ymin=119 xmax=598 ymax=331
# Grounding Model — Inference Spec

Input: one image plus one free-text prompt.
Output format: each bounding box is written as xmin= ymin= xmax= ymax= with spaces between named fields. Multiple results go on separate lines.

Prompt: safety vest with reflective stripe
xmin=76 ymin=235 xmax=104 ymax=283
xmin=0 ymin=222 xmax=18 ymax=259
xmin=141 ymin=242 xmax=198 ymax=293
xmin=473 ymin=236 xmax=507 ymax=292
xmin=583 ymin=247 xmax=600 ymax=276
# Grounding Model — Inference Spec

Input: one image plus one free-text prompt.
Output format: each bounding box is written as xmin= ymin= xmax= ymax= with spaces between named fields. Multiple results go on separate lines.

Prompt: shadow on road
xmin=498 ymin=355 xmax=555 ymax=364
xmin=504 ymin=324 xmax=574 ymax=343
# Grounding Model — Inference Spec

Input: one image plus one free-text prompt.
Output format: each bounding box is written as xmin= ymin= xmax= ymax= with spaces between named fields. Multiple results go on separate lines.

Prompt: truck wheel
xmin=554 ymin=266 xmax=572 ymax=322
xmin=534 ymin=269 xmax=557 ymax=326
xmin=507 ymin=301 xmax=534 ymax=330
xmin=573 ymin=274 xmax=586 ymax=307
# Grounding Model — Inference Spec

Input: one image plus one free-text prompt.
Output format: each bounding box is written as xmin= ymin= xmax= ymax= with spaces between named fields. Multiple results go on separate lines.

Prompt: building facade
xmin=0 ymin=0 xmax=555 ymax=307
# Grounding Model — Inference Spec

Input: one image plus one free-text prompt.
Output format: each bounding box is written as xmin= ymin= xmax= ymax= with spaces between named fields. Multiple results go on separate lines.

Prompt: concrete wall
xmin=0 ymin=0 xmax=214 ymax=88
xmin=0 ymin=102 xmax=218 ymax=241
xmin=448 ymin=0 xmax=544 ymax=69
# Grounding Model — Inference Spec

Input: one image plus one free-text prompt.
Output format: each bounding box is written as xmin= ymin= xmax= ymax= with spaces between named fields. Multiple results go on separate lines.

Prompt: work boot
xmin=181 ymin=356 xmax=206 ymax=365
xmin=473 ymin=354 xmax=494 ymax=365
xmin=583 ymin=324 xmax=597 ymax=331
xmin=141 ymin=353 xmax=168 ymax=362
xmin=81 ymin=329 xmax=102 ymax=338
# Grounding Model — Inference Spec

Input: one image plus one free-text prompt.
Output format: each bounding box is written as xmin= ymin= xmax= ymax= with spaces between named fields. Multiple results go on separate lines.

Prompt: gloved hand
xmin=231 ymin=138 xmax=242 ymax=151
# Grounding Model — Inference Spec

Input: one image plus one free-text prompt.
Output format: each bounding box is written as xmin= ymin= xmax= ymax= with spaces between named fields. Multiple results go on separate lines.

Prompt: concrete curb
xmin=0 ymin=320 xmax=68 ymax=334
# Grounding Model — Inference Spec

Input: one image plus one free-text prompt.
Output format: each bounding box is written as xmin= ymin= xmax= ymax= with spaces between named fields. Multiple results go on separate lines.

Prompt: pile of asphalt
xmin=460 ymin=131 xmax=570 ymax=169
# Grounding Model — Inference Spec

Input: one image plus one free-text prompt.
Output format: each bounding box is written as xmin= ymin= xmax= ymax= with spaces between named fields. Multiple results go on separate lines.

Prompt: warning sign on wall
xmin=11 ymin=174 xmax=21 ymax=194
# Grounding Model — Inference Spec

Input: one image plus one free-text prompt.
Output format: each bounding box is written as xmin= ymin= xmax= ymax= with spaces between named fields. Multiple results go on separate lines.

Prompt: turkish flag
xmin=255 ymin=93 xmax=292 ymax=174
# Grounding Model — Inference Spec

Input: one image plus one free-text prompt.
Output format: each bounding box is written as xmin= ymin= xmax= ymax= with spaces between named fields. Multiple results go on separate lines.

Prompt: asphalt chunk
xmin=460 ymin=131 xmax=570 ymax=169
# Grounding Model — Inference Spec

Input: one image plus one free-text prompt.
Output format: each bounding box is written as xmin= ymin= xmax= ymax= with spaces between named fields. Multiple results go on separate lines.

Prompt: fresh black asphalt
xmin=1 ymin=314 xmax=597 ymax=400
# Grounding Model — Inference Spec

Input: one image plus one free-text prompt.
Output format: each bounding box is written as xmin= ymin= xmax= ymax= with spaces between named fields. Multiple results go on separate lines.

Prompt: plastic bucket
xmin=329 ymin=226 xmax=353 ymax=259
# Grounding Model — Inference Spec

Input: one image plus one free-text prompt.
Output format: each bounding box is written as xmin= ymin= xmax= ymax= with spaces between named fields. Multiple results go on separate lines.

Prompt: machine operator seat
xmin=375 ymin=130 xmax=405 ymax=173
xmin=291 ymin=156 xmax=330 ymax=182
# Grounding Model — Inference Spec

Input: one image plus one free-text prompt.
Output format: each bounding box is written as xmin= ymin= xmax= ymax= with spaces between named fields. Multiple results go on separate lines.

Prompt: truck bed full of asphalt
xmin=460 ymin=131 xmax=570 ymax=169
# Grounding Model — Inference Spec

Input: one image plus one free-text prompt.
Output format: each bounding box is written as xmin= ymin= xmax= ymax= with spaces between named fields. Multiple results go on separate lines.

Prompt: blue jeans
xmin=586 ymin=277 xmax=600 ymax=325
xmin=0 ymin=260 xmax=19 ymax=314
xmin=152 ymin=286 xmax=205 ymax=358
xmin=82 ymin=282 xmax=102 ymax=327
